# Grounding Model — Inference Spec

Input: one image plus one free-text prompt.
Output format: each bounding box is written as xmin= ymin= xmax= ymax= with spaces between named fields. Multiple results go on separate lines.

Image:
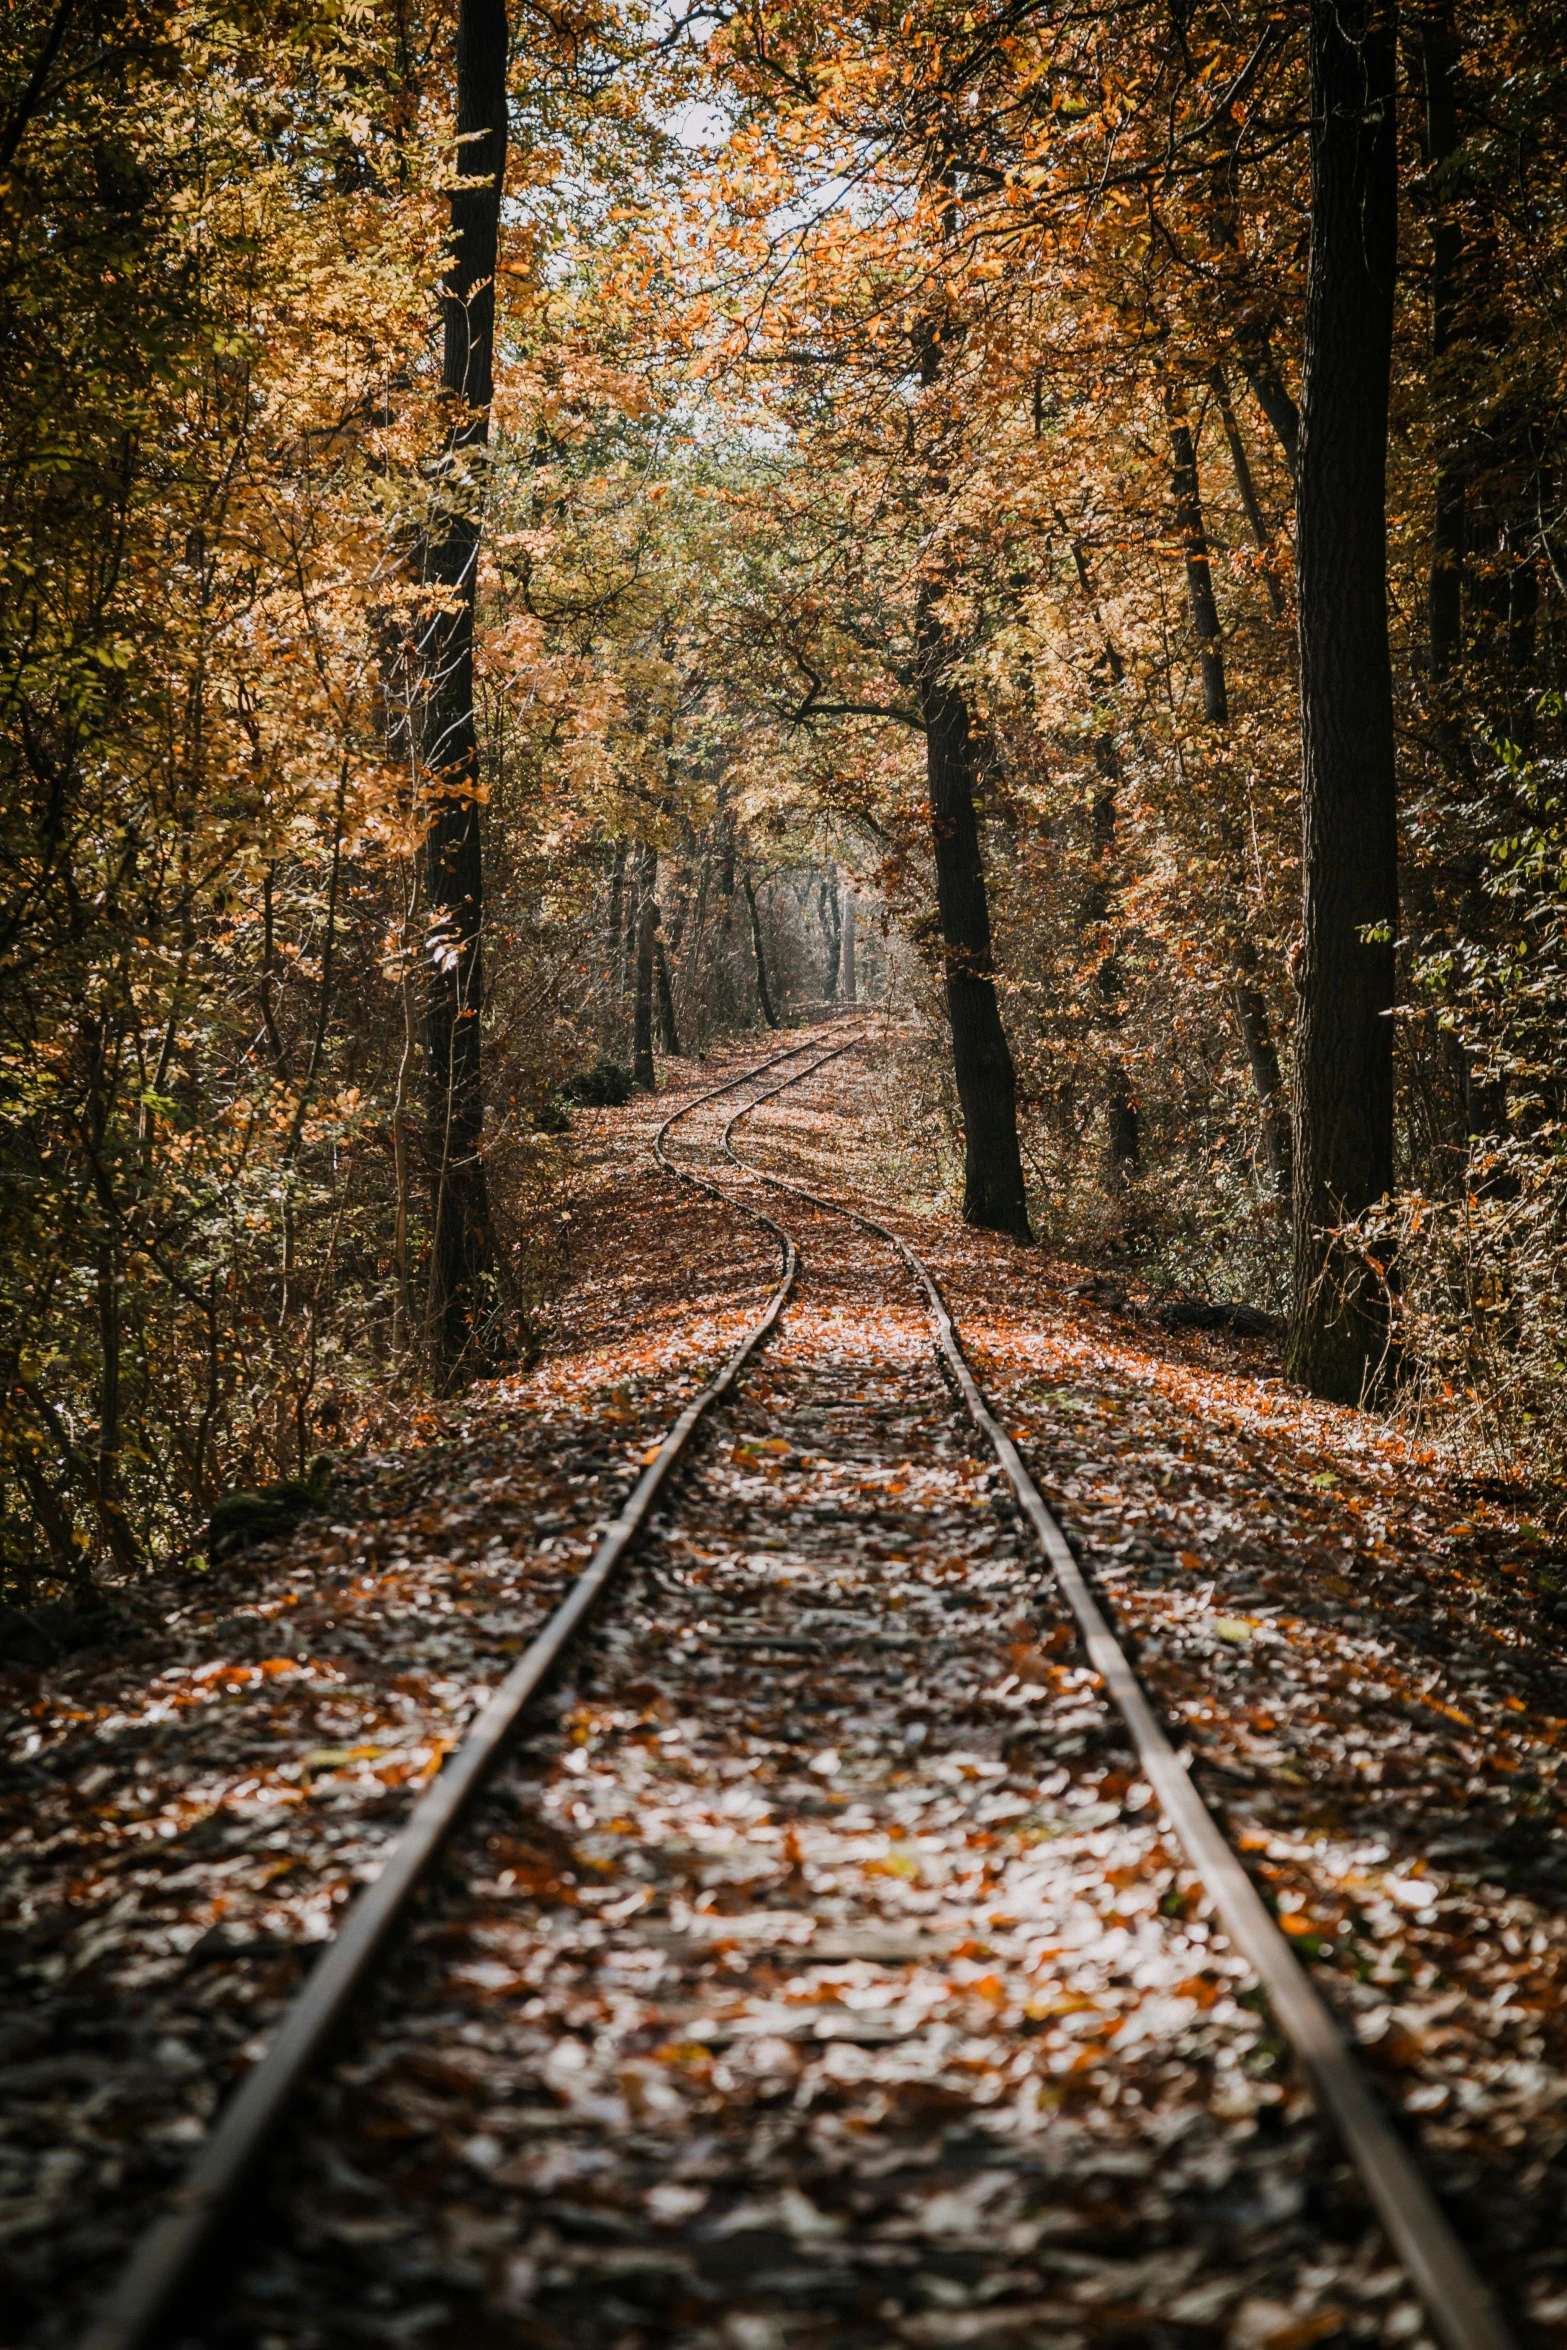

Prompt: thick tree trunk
xmin=916 ymin=580 xmax=1031 ymax=1239
xmin=1287 ymin=0 xmax=1400 ymax=1402
xmin=420 ymin=0 xmax=506 ymax=1382
xmin=744 ymin=873 xmax=780 ymax=1028
xmin=632 ymin=845 xmax=657 ymax=1087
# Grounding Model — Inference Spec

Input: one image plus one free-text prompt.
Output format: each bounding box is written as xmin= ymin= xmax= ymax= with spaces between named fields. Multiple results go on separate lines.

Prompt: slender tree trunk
xmin=744 ymin=872 xmax=780 ymax=1028
xmin=679 ymin=852 xmax=710 ymax=1046
xmin=840 ymin=886 xmax=857 ymax=1006
xmin=1086 ymin=776 xmax=1141 ymax=1179
xmin=658 ymin=872 xmax=687 ymax=1058
xmin=14 ymin=1454 xmax=92 ymax=1600
xmin=1235 ymin=946 xmax=1293 ymax=1198
xmin=1202 ymin=122 xmax=1300 ymax=480
xmin=1235 ymin=333 xmax=1300 ymax=479
xmin=654 ymin=926 xmax=681 ymax=1056
xmin=1208 ymin=365 xmax=1287 ymax=621
xmin=717 ymin=828 xmax=740 ymax=1025
xmin=260 ymin=861 xmax=286 ymax=1066
xmin=1287 ymin=0 xmax=1400 ymax=1402
xmin=1508 ymin=531 xmax=1537 ymax=752
xmin=632 ymin=844 xmax=657 ymax=1087
xmin=1167 ymin=388 xmax=1229 ymax=724
xmin=621 ymin=849 xmax=640 ymax=1002
xmin=420 ymin=0 xmax=506 ymax=1382
xmin=820 ymin=871 xmax=842 ymax=1001
xmin=391 ymin=858 xmax=419 ymax=1360
xmin=1420 ymin=6 xmax=1464 ymax=706
xmin=1069 ymin=543 xmax=1140 ymax=1182
xmin=1167 ymin=403 xmax=1293 ymax=1200
xmin=606 ymin=841 xmax=626 ymax=996
xmin=915 ymin=579 xmax=1031 ymax=1239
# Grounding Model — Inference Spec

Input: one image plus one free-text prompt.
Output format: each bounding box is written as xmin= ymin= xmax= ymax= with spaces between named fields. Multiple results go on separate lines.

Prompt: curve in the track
xmin=80 ymin=1024 xmax=1513 ymax=2350
xmin=78 ymin=1029 xmax=863 ymax=2350
xmin=719 ymin=1046 xmax=1515 ymax=2350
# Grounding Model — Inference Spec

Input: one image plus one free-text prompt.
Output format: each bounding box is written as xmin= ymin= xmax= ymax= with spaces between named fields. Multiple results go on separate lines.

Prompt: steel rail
xmin=77 ymin=1030 xmax=860 ymax=2350
xmin=721 ymin=1058 xmax=1516 ymax=2350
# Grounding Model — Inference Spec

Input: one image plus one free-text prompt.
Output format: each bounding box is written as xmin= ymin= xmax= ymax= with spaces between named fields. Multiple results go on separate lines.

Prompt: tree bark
xmin=915 ymin=580 xmax=1031 ymax=1239
xmin=1166 ymin=402 xmax=1293 ymax=1200
xmin=840 ymin=885 xmax=857 ymax=1006
xmin=606 ymin=841 xmax=626 ymax=992
xmin=654 ymin=923 xmax=681 ymax=1057
xmin=1235 ymin=333 xmax=1300 ymax=479
xmin=421 ymin=0 xmax=506 ymax=1382
xmin=1287 ymin=0 xmax=1400 ymax=1403
xmin=820 ymin=871 xmax=842 ymax=1000
xmin=1167 ymin=388 xmax=1229 ymax=724
xmin=1419 ymin=6 xmax=1464 ymax=702
xmin=679 ymin=852 xmax=710 ymax=1046
xmin=1508 ymin=530 xmax=1537 ymax=752
xmin=1235 ymin=946 xmax=1293 ymax=1198
xmin=633 ymin=844 xmax=657 ymax=1087
xmin=621 ymin=848 xmax=640 ymax=1000
xmin=1087 ymin=779 xmax=1141 ymax=1179
xmin=1208 ymin=365 xmax=1287 ymax=621
xmin=1069 ymin=544 xmax=1140 ymax=1183
xmin=744 ymin=872 xmax=780 ymax=1028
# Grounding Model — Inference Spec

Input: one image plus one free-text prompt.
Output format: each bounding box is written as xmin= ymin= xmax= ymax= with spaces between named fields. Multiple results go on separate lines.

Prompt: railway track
xmin=79 ymin=1029 xmax=1512 ymax=2350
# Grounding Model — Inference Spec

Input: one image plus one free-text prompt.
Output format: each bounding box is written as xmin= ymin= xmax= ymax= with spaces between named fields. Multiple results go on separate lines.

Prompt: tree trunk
xmin=915 ymin=580 xmax=1031 ymax=1239
xmin=1069 ymin=543 xmax=1140 ymax=1184
xmin=606 ymin=841 xmax=626 ymax=992
xmin=679 ymin=853 xmax=710 ymax=1046
xmin=621 ymin=849 xmax=640 ymax=1000
xmin=1166 ymin=402 xmax=1293 ymax=1201
xmin=633 ymin=844 xmax=657 ymax=1087
xmin=420 ymin=0 xmax=506 ymax=1382
xmin=744 ymin=872 xmax=780 ymax=1028
xmin=840 ymin=885 xmax=857 ymax=1006
xmin=1287 ymin=0 xmax=1400 ymax=1403
xmin=1235 ymin=333 xmax=1300 ymax=479
xmin=1420 ymin=6 xmax=1464 ymax=704
xmin=1208 ymin=365 xmax=1286 ymax=621
xmin=654 ymin=925 xmax=681 ymax=1057
xmin=1085 ymin=777 xmax=1140 ymax=1180
xmin=820 ymin=871 xmax=842 ymax=1000
xmin=1235 ymin=947 xmax=1293 ymax=1198
xmin=1167 ymin=388 xmax=1229 ymax=724
xmin=1508 ymin=530 xmax=1537 ymax=753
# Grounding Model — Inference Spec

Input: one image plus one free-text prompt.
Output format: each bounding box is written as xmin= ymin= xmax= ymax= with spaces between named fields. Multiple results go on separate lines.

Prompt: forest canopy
xmin=3 ymin=0 xmax=1565 ymax=1606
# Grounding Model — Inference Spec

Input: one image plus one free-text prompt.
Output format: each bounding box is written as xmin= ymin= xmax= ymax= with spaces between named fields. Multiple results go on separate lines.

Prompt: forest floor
xmin=5 ymin=1025 xmax=1567 ymax=2350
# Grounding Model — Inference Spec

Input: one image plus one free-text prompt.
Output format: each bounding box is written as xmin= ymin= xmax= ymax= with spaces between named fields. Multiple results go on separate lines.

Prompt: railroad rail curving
xmin=78 ymin=1023 xmax=1512 ymax=2350
xmin=78 ymin=1027 xmax=861 ymax=2350
xmin=719 ymin=1043 xmax=1514 ymax=2350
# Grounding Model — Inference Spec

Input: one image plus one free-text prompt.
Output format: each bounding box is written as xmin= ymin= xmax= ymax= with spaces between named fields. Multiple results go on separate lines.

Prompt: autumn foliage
xmin=4 ymin=0 xmax=1567 ymax=1604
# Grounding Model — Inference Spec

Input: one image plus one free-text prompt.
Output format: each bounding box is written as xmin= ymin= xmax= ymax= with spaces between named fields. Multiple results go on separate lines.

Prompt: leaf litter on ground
xmin=5 ymin=1029 xmax=1567 ymax=2349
